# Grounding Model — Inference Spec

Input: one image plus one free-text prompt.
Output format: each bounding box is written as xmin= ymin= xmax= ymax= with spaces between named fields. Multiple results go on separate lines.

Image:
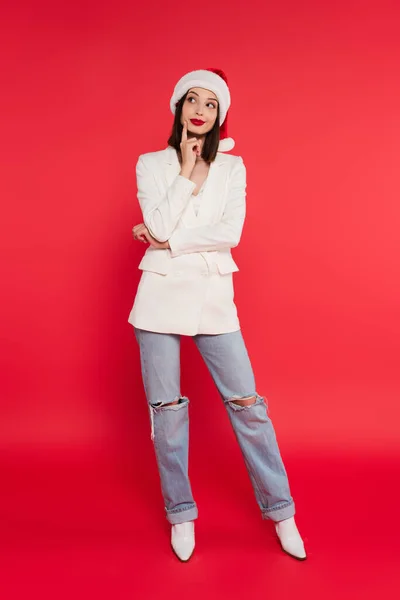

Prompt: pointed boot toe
xmin=171 ymin=521 xmax=195 ymax=562
xmin=275 ymin=517 xmax=307 ymax=561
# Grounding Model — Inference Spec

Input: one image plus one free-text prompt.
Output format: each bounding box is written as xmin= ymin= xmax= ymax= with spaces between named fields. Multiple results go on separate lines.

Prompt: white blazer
xmin=128 ymin=145 xmax=247 ymax=335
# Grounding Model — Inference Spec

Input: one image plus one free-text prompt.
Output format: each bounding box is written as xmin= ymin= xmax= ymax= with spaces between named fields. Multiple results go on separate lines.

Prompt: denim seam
xmin=242 ymin=453 xmax=266 ymax=509
xmin=137 ymin=333 xmax=154 ymax=441
xmin=234 ymin=394 xmax=281 ymax=514
xmin=167 ymin=505 xmax=196 ymax=514
xmin=226 ymin=393 xmax=270 ymax=506
xmin=262 ymin=500 xmax=294 ymax=513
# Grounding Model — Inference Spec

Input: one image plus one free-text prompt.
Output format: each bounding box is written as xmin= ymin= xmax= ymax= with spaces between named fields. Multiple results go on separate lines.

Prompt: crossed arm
xmin=132 ymin=154 xmax=247 ymax=256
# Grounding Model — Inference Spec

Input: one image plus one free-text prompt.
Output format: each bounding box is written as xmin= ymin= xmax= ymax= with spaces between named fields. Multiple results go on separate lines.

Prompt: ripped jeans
xmin=134 ymin=327 xmax=295 ymax=525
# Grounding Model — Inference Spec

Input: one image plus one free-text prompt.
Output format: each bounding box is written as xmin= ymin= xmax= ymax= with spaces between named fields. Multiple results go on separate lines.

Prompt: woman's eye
xmin=187 ymin=97 xmax=216 ymax=109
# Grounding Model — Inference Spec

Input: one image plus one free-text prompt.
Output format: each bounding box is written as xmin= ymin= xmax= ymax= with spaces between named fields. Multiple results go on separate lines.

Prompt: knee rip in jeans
xmin=226 ymin=393 xmax=267 ymax=412
xmin=148 ymin=396 xmax=189 ymax=441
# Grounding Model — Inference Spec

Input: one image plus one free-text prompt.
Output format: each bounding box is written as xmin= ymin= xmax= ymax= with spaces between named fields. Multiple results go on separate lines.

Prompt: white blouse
xmin=191 ymin=181 xmax=205 ymax=215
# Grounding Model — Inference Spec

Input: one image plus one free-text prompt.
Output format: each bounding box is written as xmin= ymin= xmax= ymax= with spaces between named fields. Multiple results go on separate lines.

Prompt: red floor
xmin=1 ymin=447 xmax=398 ymax=599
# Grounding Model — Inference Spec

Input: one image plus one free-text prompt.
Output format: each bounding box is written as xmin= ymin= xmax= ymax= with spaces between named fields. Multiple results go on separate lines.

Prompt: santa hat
xmin=169 ymin=68 xmax=235 ymax=152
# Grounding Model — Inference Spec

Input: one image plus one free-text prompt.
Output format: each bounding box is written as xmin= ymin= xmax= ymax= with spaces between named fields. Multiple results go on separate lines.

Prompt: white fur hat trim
xmin=170 ymin=69 xmax=231 ymax=125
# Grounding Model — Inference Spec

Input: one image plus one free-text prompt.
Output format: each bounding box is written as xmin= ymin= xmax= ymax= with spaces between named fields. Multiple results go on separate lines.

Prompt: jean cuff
xmin=261 ymin=500 xmax=295 ymax=522
xmin=166 ymin=505 xmax=198 ymax=525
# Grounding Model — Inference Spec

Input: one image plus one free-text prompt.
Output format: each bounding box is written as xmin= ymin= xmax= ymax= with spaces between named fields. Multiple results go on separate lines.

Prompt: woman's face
xmin=180 ymin=87 xmax=219 ymax=135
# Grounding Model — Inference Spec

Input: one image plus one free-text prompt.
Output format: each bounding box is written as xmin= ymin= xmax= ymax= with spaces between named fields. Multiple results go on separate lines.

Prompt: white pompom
xmin=218 ymin=137 xmax=235 ymax=152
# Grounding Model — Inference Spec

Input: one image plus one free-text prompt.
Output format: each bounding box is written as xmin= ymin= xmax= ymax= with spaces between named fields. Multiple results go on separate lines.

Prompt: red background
xmin=1 ymin=0 xmax=399 ymax=597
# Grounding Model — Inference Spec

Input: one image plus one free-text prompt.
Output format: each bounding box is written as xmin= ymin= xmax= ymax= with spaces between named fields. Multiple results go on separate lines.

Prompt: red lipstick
xmin=190 ymin=119 xmax=205 ymax=126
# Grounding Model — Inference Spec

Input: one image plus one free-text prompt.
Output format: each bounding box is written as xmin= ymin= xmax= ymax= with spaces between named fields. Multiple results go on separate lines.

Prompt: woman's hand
xmin=180 ymin=119 xmax=202 ymax=177
xmin=132 ymin=223 xmax=170 ymax=249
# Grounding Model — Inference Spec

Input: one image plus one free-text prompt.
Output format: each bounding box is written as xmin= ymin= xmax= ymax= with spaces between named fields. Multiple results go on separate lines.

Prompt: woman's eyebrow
xmin=188 ymin=90 xmax=218 ymax=102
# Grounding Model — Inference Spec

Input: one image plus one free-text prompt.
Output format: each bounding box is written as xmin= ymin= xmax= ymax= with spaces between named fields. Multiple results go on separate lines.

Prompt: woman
xmin=128 ymin=68 xmax=307 ymax=562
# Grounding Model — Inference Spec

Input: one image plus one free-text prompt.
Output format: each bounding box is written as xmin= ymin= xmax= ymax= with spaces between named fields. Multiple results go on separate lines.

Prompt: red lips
xmin=190 ymin=119 xmax=205 ymax=126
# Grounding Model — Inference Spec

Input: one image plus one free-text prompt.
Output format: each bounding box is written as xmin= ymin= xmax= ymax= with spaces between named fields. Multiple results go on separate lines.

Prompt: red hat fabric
xmin=204 ymin=67 xmax=234 ymax=151
xmin=205 ymin=68 xmax=229 ymax=139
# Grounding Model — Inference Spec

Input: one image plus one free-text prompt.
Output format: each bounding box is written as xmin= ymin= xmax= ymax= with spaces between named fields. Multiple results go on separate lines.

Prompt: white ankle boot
xmin=275 ymin=516 xmax=307 ymax=560
xmin=171 ymin=521 xmax=195 ymax=561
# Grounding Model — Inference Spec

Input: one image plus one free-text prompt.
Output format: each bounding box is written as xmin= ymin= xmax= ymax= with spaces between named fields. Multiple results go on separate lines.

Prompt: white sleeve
xmin=136 ymin=155 xmax=196 ymax=242
xmin=168 ymin=156 xmax=246 ymax=256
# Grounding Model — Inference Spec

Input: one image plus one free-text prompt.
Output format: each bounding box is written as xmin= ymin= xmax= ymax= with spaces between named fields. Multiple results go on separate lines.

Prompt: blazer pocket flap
xmin=138 ymin=251 xmax=170 ymax=275
xmin=216 ymin=252 xmax=239 ymax=274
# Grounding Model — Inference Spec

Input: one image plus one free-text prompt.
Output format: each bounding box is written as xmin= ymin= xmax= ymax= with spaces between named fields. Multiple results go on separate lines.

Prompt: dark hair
xmin=167 ymin=90 xmax=220 ymax=164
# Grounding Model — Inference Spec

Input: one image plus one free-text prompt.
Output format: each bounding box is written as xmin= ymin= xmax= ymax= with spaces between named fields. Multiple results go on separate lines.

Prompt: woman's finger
xmin=133 ymin=227 xmax=147 ymax=240
xmin=133 ymin=224 xmax=145 ymax=235
xmin=142 ymin=229 xmax=154 ymax=244
xmin=181 ymin=119 xmax=187 ymax=143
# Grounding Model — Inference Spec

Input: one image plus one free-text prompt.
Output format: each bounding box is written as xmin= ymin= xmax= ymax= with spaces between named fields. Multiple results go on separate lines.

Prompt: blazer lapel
xmin=163 ymin=146 xmax=181 ymax=186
